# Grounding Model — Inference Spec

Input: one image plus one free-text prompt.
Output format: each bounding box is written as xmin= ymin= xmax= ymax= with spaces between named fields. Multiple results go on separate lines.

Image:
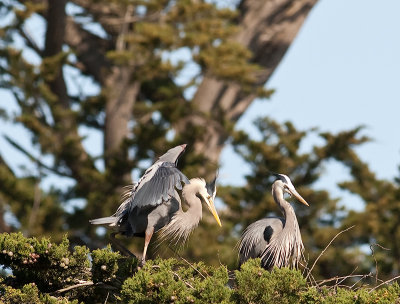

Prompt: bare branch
xmin=168 ymin=247 xmax=206 ymax=279
xmin=54 ymin=280 xmax=118 ymax=294
xmin=370 ymin=243 xmax=391 ymax=284
xmin=18 ymin=27 xmax=43 ymax=56
xmin=349 ymin=272 xmax=373 ymax=289
xmin=306 ymin=226 xmax=355 ymax=280
xmin=317 ymin=273 xmax=370 ymax=286
xmin=369 ymin=275 xmax=400 ymax=292
xmin=54 ymin=280 xmax=94 ymax=293
xmin=151 ymin=265 xmax=195 ymax=289
xmin=2 ymin=135 xmax=72 ymax=178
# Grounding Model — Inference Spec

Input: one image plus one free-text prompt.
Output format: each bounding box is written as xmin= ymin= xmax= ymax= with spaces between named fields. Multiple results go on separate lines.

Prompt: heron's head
xmin=273 ymin=173 xmax=309 ymax=206
xmin=190 ymin=178 xmax=222 ymax=227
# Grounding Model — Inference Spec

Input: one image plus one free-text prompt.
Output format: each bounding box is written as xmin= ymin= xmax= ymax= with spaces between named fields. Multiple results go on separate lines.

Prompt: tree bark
xmin=44 ymin=0 xmax=95 ymax=189
xmin=188 ymin=0 xmax=318 ymax=171
xmin=53 ymin=0 xmax=318 ymax=176
xmin=104 ymin=67 xmax=139 ymax=163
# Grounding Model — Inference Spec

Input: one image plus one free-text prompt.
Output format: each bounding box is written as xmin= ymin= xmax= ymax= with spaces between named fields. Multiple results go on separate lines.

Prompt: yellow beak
xmin=289 ymin=188 xmax=309 ymax=206
xmin=204 ymin=196 xmax=222 ymax=227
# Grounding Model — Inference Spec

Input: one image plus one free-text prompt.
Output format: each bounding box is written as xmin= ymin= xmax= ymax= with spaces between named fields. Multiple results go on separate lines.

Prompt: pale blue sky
xmin=1 ymin=0 xmax=400 ymax=213
xmin=219 ymin=0 xmax=400 ymax=210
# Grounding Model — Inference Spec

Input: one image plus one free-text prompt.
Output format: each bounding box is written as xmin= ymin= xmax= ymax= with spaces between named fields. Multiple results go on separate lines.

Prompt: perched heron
xmin=238 ymin=173 xmax=309 ymax=270
xmin=90 ymin=144 xmax=222 ymax=265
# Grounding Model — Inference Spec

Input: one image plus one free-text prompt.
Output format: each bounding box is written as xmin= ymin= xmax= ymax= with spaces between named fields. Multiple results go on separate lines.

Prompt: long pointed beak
xmin=204 ymin=196 xmax=222 ymax=227
xmin=288 ymin=188 xmax=309 ymax=206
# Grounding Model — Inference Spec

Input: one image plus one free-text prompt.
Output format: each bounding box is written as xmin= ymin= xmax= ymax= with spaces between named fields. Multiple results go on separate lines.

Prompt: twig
xmin=54 ymin=281 xmax=94 ymax=293
xmin=104 ymin=292 xmax=109 ymax=304
xmin=369 ymin=275 xmax=400 ymax=292
xmin=306 ymin=226 xmax=355 ymax=280
xmin=349 ymin=272 xmax=373 ymax=289
xmin=168 ymin=246 xmax=206 ymax=279
xmin=299 ymin=260 xmax=318 ymax=287
xmin=169 ymin=247 xmax=206 ymax=279
xmin=3 ymin=134 xmax=72 ymax=178
xmin=19 ymin=26 xmax=43 ymax=55
xmin=317 ymin=273 xmax=368 ymax=286
xmin=151 ymin=265 xmax=194 ymax=289
xmin=335 ymin=267 xmax=358 ymax=287
xmin=370 ymin=243 xmax=390 ymax=284
xmin=172 ymin=271 xmax=194 ymax=289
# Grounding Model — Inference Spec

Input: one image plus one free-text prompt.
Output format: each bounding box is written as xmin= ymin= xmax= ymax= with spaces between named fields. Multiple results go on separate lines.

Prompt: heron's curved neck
xmin=158 ymin=180 xmax=204 ymax=245
xmin=272 ymin=183 xmax=297 ymax=228
xmin=181 ymin=181 xmax=203 ymax=224
xmin=266 ymin=182 xmax=304 ymax=269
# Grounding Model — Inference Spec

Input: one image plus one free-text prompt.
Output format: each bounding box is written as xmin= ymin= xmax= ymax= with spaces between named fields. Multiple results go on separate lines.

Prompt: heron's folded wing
xmin=129 ymin=162 xmax=189 ymax=210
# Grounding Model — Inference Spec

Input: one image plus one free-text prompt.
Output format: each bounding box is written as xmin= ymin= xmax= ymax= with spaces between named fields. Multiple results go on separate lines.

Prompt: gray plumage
xmin=90 ymin=144 xmax=222 ymax=264
xmin=90 ymin=145 xmax=188 ymax=229
xmin=238 ymin=173 xmax=309 ymax=270
xmin=158 ymin=178 xmax=216 ymax=246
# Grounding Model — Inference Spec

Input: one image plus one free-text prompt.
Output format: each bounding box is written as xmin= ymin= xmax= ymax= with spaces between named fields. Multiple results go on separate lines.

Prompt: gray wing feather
xmin=129 ymin=162 xmax=189 ymax=211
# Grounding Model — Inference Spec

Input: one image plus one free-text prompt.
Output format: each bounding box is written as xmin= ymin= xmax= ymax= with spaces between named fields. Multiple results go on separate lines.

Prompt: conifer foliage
xmin=1 ymin=0 xmax=400 ymax=298
xmin=2 ymin=233 xmax=400 ymax=303
xmin=0 ymin=0 xmax=318 ymax=263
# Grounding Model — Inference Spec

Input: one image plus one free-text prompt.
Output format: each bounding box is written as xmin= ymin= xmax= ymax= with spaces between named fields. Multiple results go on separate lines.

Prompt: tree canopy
xmin=1 ymin=0 xmax=400 ymax=296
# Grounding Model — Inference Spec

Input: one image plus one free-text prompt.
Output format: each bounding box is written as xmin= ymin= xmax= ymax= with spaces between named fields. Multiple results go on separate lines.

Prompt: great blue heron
xmin=90 ymin=144 xmax=222 ymax=265
xmin=238 ymin=173 xmax=309 ymax=270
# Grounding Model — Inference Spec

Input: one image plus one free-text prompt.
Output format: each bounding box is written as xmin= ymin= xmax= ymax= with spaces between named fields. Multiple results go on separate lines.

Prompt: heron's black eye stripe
xmin=280 ymin=175 xmax=289 ymax=185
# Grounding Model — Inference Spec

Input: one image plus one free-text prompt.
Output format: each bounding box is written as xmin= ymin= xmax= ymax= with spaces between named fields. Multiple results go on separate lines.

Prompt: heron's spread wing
xmin=128 ymin=162 xmax=189 ymax=210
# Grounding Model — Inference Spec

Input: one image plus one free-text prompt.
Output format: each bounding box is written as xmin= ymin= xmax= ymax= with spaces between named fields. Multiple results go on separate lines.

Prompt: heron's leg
xmin=141 ymin=227 xmax=154 ymax=266
xmin=110 ymin=232 xmax=136 ymax=258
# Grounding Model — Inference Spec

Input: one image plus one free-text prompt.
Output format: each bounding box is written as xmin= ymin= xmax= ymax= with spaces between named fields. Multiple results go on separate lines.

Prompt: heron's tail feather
xmin=89 ymin=216 xmax=118 ymax=226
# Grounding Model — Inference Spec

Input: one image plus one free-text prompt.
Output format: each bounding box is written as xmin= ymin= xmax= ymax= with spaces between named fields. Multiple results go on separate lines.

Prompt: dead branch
xmin=317 ymin=273 xmax=370 ymax=286
xmin=335 ymin=267 xmax=358 ymax=287
xmin=168 ymin=247 xmax=206 ymax=279
xmin=349 ymin=272 xmax=373 ymax=289
xmin=306 ymin=225 xmax=355 ymax=280
xmin=54 ymin=281 xmax=118 ymax=294
xmin=54 ymin=281 xmax=94 ymax=293
xmin=299 ymin=259 xmax=318 ymax=287
xmin=370 ymin=243 xmax=390 ymax=284
xmin=369 ymin=275 xmax=400 ymax=292
xmin=151 ymin=265 xmax=195 ymax=289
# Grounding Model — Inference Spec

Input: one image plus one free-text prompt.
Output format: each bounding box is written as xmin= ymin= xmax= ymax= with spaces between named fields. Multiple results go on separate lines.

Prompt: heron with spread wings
xmin=90 ymin=144 xmax=221 ymax=265
xmin=238 ymin=173 xmax=308 ymax=270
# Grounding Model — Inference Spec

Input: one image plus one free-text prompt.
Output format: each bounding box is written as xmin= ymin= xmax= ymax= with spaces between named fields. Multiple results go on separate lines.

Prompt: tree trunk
xmin=187 ymin=0 xmax=318 ymax=173
xmin=48 ymin=0 xmax=318 ymax=176
xmin=44 ymin=0 xmax=95 ymax=188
